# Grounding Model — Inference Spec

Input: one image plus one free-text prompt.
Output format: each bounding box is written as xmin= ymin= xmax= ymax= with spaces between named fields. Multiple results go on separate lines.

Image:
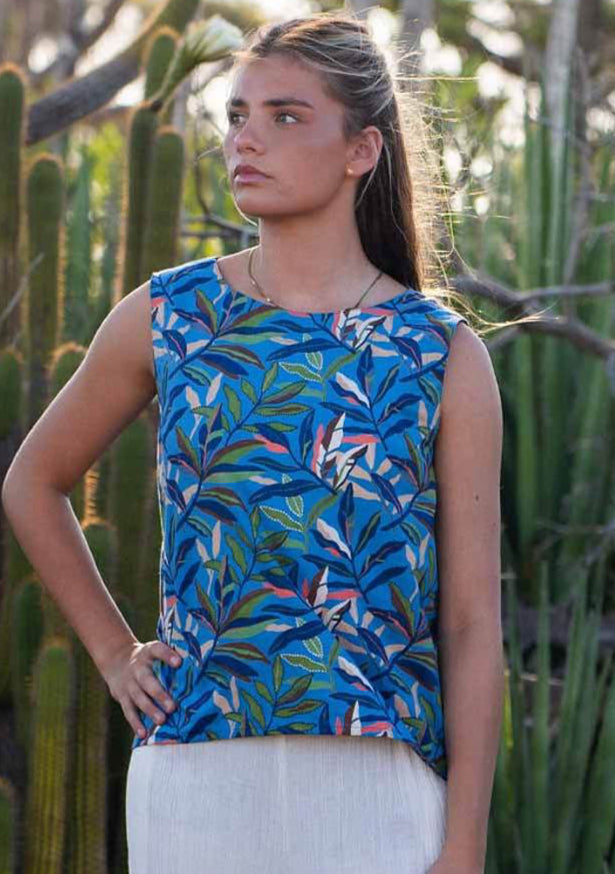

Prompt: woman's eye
xmin=226 ymin=111 xmax=298 ymax=126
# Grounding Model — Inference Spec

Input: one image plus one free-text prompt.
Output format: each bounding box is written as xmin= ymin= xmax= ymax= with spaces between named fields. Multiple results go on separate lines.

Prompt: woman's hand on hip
xmin=101 ymin=639 xmax=182 ymax=738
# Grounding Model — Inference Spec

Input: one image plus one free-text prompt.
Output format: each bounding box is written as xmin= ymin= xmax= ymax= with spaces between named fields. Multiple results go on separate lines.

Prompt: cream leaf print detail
xmin=315 ymin=517 xmax=352 ymax=558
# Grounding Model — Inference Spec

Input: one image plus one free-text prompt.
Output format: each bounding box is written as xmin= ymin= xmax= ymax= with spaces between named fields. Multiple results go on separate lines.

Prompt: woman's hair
xmin=225 ymin=10 xmax=538 ymax=335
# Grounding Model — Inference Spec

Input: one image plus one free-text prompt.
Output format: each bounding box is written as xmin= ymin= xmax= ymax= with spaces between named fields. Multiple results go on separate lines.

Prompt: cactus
xmin=62 ymin=147 xmax=94 ymax=346
xmin=118 ymin=105 xmax=159 ymax=297
xmin=0 ymin=348 xmax=22 ymax=439
xmin=10 ymin=576 xmax=44 ymax=749
xmin=141 ymin=126 xmax=186 ymax=277
xmin=0 ymin=63 xmax=25 ymax=349
xmin=0 ymin=776 xmax=18 ymax=873
xmin=25 ymin=155 xmax=65 ymax=424
xmin=24 ymin=636 xmax=73 ymax=874
xmin=106 ymin=415 xmax=155 ymax=642
xmin=63 ymin=520 xmax=113 ymax=874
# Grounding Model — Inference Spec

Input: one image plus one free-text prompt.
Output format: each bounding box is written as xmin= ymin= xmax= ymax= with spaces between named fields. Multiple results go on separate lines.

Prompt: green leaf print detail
xmin=302 ymin=633 xmax=324 ymax=659
xmin=282 ymin=722 xmax=317 ymax=731
xmin=276 ymin=700 xmax=322 ymax=717
xmin=281 ymin=473 xmax=304 ymax=518
xmin=273 ymin=655 xmax=283 ymax=693
xmin=195 ymin=288 xmax=218 ymax=334
xmin=258 ymin=402 xmax=312 ymax=416
xmin=328 ymin=637 xmax=340 ymax=666
xmin=176 ymin=425 xmax=201 ymax=475
xmin=280 ymin=653 xmax=328 ymax=673
xmin=223 ymin=618 xmax=280 ymax=640
xmin=419 ymin=374 xmax=439 ymax=406
xmin=183 ymin=364 xmax=213 ymax=387
xmin=389 ymin=582 xmax=416 ymax=639
xmin=260 ymin=506 xmax=304 ymax=532
xmin=240 ymin=377 xmax=257 ymax=403
xmin=242 ymin=689 xmax=266 ymax=728
xmin=215 ymin=641 xmax=269 ymax=662
xmin=196 ymin=583 xmax=219 ymax=630
xmin=206 ymin=438 xmax=264 ymax=477
xmin=198 ymin=485 xmax=246 ymax=509
xmin=262 ymin=362 xmax=279 ymax=392
xmin=225 ymin=532 xmax=248 ymax=574
xmin=255 ymin=680 xmax=273 ymax=703
xmin=401 ymin=716 xmax=425 ymax=732
xmin=280 ymin=362 xmax=321 ymax=382
xmin=305 ymin=347 xmax=322 ymax=370
xmin=211 ymin=342 xmax=264 ymax=366
xmin=323 ymin=351 xmax=355 ymax=380
xmin=187 ymin=515 xmax=213 ymax=536
xmin=306 ymin=492 xmax=339 ymax=527
xmin=287 ymin=493 xmax=303 ymax=517
xmin=225 ymin=589 xmax=271 ymax=626
xmin=277 ymin=673 xmax=313 ymax=705
xmin=223 ymin=383 xmax=242 ymax=422
xmin=263 ymin=380 xmax=307 ymax=405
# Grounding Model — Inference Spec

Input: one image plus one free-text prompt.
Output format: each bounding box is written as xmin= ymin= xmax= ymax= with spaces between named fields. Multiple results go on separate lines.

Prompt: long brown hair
xmin=225 ymin=11 xmax=537 ymax=335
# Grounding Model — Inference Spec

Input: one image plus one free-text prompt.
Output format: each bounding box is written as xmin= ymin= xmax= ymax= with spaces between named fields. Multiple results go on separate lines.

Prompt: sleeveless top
xmin=131 ymin=254 xmax=468 ymax=782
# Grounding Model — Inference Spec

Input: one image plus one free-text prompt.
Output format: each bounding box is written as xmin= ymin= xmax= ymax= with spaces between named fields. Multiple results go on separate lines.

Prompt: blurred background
xmin=0 ymin=0 xmax=614 ymax=871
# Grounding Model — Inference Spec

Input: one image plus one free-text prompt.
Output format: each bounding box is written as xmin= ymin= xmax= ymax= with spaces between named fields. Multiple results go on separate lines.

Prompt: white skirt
xmin=126 ymin=734 xmax=448 ymax=874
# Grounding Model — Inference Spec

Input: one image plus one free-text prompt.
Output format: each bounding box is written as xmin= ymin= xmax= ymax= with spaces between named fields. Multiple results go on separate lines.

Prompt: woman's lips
xmin=235 ymin=170 xmax=269 ymax=183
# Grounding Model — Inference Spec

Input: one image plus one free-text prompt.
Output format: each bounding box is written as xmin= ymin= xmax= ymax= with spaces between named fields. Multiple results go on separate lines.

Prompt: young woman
xmin=2 ymin=12 xmax=504 ymax=874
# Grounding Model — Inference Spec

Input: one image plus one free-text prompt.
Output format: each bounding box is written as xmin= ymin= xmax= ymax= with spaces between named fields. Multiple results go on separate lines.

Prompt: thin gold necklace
xmin=247 ymin=246 xmax=383 ymax=311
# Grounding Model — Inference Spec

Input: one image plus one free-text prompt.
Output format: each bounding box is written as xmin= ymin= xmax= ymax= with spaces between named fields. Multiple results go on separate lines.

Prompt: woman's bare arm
xmin=431 ymin=322 xmax=505 ymax=874
xmin=1 ymin=281 xmax=182 ymax=735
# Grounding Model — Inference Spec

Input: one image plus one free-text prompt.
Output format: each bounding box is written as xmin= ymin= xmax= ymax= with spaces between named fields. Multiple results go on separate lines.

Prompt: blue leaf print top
xmin=131 ymin=254 xmax=468 ymax=782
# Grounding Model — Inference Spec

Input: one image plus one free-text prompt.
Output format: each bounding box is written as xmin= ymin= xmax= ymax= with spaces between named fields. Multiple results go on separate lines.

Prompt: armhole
xmin=431 ymin=309 xmax=470 ymax=445
xmin=149 ymin=270 xmax=164 ymax=400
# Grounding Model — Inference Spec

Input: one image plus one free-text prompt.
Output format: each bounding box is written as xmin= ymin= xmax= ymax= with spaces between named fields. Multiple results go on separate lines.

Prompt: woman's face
xmin=222 ymin=55 xmax=377 ymax=219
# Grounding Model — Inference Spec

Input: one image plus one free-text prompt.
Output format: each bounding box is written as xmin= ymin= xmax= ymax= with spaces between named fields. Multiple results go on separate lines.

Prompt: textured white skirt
xmin=126 ymin=734 xmax=448 ymax=874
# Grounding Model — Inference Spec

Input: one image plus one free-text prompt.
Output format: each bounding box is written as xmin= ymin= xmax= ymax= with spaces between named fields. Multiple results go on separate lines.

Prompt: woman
xmin=1 ymin=11 xmax=504 ymax=874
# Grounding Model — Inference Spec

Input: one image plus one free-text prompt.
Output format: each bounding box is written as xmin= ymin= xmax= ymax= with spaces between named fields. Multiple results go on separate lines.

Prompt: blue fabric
xmin=131 ymin=254 xmax=467 ymax=782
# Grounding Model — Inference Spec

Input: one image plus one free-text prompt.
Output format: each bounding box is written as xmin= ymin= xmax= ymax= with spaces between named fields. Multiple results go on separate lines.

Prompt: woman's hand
xmin=100 ymin=639 xmax=182 ymax=738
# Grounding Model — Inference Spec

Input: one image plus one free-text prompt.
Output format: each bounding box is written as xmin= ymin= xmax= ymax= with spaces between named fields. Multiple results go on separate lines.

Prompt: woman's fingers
xmin=106 ymin=640 xmax=184 ymax=738
xmin=152 ymin=641 xmax=183 ymax=668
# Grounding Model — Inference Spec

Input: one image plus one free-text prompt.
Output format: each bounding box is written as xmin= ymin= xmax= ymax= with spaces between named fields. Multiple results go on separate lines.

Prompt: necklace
xmin=247 ymin=246 xmax=383 ymax=312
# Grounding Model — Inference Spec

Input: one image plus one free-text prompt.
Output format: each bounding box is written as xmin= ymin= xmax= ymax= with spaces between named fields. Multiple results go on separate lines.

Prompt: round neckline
xmin=210 ymin=256 xmax=419 ymax=317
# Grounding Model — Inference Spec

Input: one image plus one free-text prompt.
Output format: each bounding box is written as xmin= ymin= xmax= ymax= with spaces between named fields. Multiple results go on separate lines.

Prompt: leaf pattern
xmin=136 ymin=255 xmax=468 ymax=782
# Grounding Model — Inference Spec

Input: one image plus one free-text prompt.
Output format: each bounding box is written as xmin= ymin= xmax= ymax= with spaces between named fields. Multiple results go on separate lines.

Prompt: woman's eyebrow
xmin=226 ymin=96 xmax=315 ymax=110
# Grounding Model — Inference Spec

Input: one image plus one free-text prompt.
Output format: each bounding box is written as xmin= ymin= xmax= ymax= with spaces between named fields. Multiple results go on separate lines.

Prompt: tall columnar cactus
xmin=0 ymin=349 xmax=26 ymax=705
xmin=0 ymin=63 xmax=25 ymax=349
xmin=107 ymin=414 xmax=156 ymax=642
xmin=144 ymin=26 xmax=180 ymax=102
xmin=64 ymin=520 xmax=112 ymax=874
xmin=62 ymin=148 xmax=94 ymax=346
xmin=119 ymin=26 xmax=180 ymax=300
xmin=0 ymin=348 xmax=22 ymax=439
xmin=119 ymin=106 xmax=159 ymax=298
xmin=24 ymin=637 xmax=73 ymax=874
xmin=0 ymin=776 xmax=17 ymax=873
xmin=10 ymin=576 xmax=44 ymax=750
xmin=141 ymin=126 xmax=186 ymax=277
xmin=25 ymin=154 xmax=65 ymax=424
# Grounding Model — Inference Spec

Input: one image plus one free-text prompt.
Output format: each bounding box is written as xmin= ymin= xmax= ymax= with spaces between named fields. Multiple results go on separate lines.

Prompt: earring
xmin=346 ymin=166 xmax=354 ymax=176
